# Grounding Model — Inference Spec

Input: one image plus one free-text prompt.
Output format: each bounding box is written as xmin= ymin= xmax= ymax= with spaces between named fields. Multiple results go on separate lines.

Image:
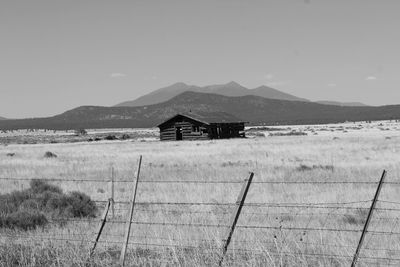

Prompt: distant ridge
xmin=316 ymin=101 xmax=368 ymax=107
xmin=1 ymin=91 xmax=400 ymax=130
xmin=115 ymin=81 xmax=308 ymax=107
xmin=0 ymin=116 xmax=7 ymax=120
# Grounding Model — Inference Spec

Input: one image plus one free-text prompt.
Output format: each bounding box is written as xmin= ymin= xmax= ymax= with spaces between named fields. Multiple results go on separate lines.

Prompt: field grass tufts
xmin=296 ymin=164 xmax=334 ymax=172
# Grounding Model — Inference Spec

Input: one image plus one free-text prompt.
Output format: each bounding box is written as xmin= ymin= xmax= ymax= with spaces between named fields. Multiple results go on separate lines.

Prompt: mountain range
xmin=0 ymin=91 xmax=399 ymax=130
xmin=115 ymin=81 xmax=310 ymax=107
xmin=0 ymin=116 xmax=7 ymax=120
xmin=315 ymin=101 xmax=367 ymax=107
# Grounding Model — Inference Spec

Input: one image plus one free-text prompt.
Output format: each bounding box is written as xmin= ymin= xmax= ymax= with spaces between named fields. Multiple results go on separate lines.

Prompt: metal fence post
xmin=351 ymin=170 xmax=387 ymax=267
xmin=119 ymin=155 xmax=142 ymax=267
xmin=218 ymin=172 xmax=254 ymax=267
xmin=89 ymin=199 xmax=111 ymax=258
xmin=110 ymin=166 xmax=115 ymax=219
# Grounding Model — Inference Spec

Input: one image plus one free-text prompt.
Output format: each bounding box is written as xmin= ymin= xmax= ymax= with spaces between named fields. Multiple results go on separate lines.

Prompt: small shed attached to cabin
xmin=157 ymin=113 xmax=246 ymax=141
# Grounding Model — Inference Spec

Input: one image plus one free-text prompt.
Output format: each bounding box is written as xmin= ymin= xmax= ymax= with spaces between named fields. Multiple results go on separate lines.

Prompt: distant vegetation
xmin=74 ymin=128 xmax=88 ymax=136
xmin=0 ymin=180 xmax=97 ymax=230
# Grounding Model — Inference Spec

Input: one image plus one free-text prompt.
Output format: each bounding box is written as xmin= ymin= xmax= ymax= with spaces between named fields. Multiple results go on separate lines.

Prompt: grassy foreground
xmin=0 ymin=121 xmax=400 ymax=266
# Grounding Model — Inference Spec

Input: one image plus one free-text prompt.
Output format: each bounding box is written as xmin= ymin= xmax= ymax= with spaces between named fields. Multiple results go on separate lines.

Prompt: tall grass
xmin=0 ymin=122 xmax=400 ymax=266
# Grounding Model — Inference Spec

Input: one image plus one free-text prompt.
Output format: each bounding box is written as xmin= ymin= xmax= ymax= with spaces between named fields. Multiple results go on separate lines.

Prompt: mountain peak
xmin=316 ymin=100 xmax=368 ymax=107
xmin=170 ymin=82 xmax=188 ymax=87
xmin=225 ymin=81 xmax=242 ymax=87
xmin=251 ymin=85 xmax=310 ymax=102
xmin=115 ymin=81 xmax=308 ymax=107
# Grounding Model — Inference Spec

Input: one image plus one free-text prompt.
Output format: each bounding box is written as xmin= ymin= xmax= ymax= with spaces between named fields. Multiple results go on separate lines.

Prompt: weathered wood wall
xmin=208 ymin=123 xmax=245 ymax=139
xmin=159 ymin=116 xmax=245 ymax=141
xmin=159 ymin=119 xmax=209 ymax=141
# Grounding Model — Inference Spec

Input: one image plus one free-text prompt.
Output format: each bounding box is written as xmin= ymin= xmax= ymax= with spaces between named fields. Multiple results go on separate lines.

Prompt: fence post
xmin=351 ymin=170 xmax=387 ymax=267
xmin=89 ymin=199 xmax=111 ymax=258
xmin=119 ymin=155 xmax=142 ymax=267
xmin=110 ymin=166 xmax=115 ymax=219
xmin=218 ymin=172 xmax=254 ymax=267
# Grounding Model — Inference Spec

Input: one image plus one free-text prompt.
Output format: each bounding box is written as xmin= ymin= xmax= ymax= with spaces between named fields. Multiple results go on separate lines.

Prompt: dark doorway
xmin=175 ymin=127 xmax=182 ymax=140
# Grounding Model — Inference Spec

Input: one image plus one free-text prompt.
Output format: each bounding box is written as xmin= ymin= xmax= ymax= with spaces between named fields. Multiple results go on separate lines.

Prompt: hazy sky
xmin=1 ymin=0 xmax=399 ymax=118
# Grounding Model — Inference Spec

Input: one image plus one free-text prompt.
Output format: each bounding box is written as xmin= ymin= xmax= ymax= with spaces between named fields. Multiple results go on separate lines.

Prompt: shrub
xmin=254 ymin=132 xmax=265 ymax=137
xmin=43 ymin=191 xmax=97 ymax=218
xmin=30 ymin=179 xmax=62 ymax=194
xmin=342 ymin=209 xmax=367 ymax=225
xmin=45 ymin=194 xmax=72 ymax=217
xmin=0 ymin=190 xmax=31 ymax=214
xmin=296 ymin=164 xmax=334 ymax=172
xmin=104 ymin=135 xmax=117 ymax=140
xmin=67 ymin=191 xmax=97 ymax=218
xmin=74 ymin=128 xmax=87 ymax=136
xmin=19 ymin=199 xmax=40 ymax=211
xmin=297 ymin=164 xmax=313 ymax=171
xmin=269 ymin=131 xmax=307 ymax=137
xmin=121 ymin=134 xmax=131 ymax=140
xmin=0 ymin=180 xmax=97 ymax=230
xmin=0 ymin=211 xmax=47 ymax=230
xmin=44 ymin=151 xmax=57 ymax=158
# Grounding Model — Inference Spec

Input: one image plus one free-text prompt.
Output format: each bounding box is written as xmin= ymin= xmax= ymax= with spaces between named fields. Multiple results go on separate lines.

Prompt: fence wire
xmin=1 ymin=174 xmax=399 ymax=266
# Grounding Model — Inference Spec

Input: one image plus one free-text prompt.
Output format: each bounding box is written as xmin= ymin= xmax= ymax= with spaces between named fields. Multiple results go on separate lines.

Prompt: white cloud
xmin=266 ymin=80 xmax=290 ymax=87
xmin=366 ymin=76 xmax=377 ymax=81
xmin=110 ymin=73 xmax=126 ymax=78
xmin=328 ymin=83 xmax=337 ymax=87
xmin=263 ymin=73 xmax=274 ymax=80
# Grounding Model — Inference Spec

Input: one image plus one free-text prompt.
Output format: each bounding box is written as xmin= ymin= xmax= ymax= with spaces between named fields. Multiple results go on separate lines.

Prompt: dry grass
xmin=1 ymin=121 xmax=400 ymax=266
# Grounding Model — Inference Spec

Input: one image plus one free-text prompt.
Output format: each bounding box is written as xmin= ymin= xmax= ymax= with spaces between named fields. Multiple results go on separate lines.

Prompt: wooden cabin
xmin=157 ymin=113 xmax=246 ymax=141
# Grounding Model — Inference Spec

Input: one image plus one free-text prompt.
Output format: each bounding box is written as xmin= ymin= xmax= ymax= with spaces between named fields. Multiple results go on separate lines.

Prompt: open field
xmin=0 ymin=128 xmax=158 ymax=145
xmin=1 ymin=120 xmax=400 ymax=266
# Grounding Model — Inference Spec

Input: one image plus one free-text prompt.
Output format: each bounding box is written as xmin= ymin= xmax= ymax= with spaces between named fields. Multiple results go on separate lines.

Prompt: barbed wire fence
xmin=1 ymin=156 xmax=399 ymax=266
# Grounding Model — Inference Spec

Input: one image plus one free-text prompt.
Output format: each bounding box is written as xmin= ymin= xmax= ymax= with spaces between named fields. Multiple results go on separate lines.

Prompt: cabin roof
xmin=157 ymin=112 xmax=244 ymax=128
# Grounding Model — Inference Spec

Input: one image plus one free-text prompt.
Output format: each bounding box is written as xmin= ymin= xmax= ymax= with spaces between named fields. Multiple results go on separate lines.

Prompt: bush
xmin=19 ymin=199 xmax=40 ymax=211
xmin=44 ymin=151 xmax=57 ymax=158
xmin=30 ymin=179 xmax=63 ymax=194
xmin=0 ymin=190 xmax=31 ymax=214
xmin=104 ymin=135 xmax=117 ymax=140
xmin=269 ymin=131 xmax=307 ymax=137
xmin=45 ymin=192 xmax=96 ymax=218
xmin=0 ymin=180 xmax=97 ymax=230
xmin=121 ymin=134 xmax=131 ymax=140
xmin=0 ymin=211 xmax=48 ymax=230
xmin=67 ymin=191 xmax=97 ymax=218
xmin=74 ymin=128 xmax=87 ymax=136
xmin=296 ymin=164 xmax=334 ymax=172
xmin=45 ymin=194 xmax=72 ymax=217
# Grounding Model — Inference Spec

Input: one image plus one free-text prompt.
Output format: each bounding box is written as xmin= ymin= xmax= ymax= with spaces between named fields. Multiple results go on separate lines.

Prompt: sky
xmin=1 ymin=0 xmax=399 ymax=118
